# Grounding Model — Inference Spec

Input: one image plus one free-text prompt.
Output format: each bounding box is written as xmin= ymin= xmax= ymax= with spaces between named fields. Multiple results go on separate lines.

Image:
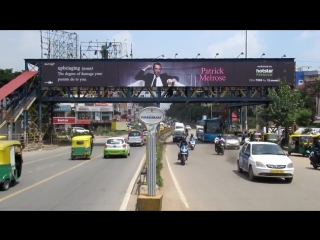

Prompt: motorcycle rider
xmin=214 ymin=134 xmax=225 ymax=152
xmin=177 ymin=136 xmax=189 ymax=160
xmin=189 ymin=134 xmax=195 ymax=141
xmin=310 ymin=139 xmax=320 ymax=164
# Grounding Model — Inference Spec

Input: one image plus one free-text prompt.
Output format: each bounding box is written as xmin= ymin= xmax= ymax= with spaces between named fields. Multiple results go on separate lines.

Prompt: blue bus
xmin=196 ymin=118 xmax=223 ymax=142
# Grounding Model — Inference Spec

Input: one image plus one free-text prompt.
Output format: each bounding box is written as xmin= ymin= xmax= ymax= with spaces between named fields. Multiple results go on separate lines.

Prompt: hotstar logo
xmin=256 ymin=68 xmax=273 ymax=77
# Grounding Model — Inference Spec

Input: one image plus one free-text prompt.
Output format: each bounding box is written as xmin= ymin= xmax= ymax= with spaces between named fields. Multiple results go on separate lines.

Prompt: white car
xmin=237 ymin=142 xmax=294 ymax=183
xmin=72 ymin=127 xmax=89 ymax=133
xmin=186 ymin=125 xmax=191 ymax=130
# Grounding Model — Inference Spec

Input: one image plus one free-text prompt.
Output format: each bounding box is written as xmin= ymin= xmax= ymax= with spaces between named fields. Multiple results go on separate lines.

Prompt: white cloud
xmin=111 ymin=30 xmax=133 ymax=57
xmin=297 ymin=30 xmax=312 ymax=40
xmin=298 ymin=31 xmax=320 ymax=60
xmin=0 ymin=30 xmax=40 ymax=71
xmin=206 ymin=31 xmax=263 ymax=58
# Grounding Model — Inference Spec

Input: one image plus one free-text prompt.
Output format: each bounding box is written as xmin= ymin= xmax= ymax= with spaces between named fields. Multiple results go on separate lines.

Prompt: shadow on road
xmin=68 ymin=158 xmax=91 ymax=161
xmin=232 ymin=170 xmax=288 ymax=184
xmin=225 ymin=156 xmax=237 ymax=165
xmin=9 ymin=181 xmax=19 ymax=188
xmin=305 ymin=167 xmax=320 ymax=170
xmin=174 ymin=162 xmax=185 ymax=166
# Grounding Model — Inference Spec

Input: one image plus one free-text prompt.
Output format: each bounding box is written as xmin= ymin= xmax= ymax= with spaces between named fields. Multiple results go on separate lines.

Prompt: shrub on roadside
xmin=156 ymin=142 xmax=164 ymax=187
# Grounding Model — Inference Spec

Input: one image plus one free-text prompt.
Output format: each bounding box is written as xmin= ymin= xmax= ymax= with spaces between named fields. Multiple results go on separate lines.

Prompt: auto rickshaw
xmin=288 ymin=134 xmax=313 ymax=157
xmin=253 ymin=132 xmax=262 ymax=141
xmin=0 ymin=135 xmax=7 ymax=140
xmin=71 ymin=135 xmax=93 ymax=160
xmin=0 ymin=140 xmax=24 ymax=191
xmin=263 ymin=133 xmax=278 ymax=143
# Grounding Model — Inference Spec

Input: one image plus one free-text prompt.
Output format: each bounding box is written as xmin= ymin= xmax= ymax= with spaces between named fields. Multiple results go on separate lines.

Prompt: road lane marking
xmin=0 ymin=154 xmax=102 ymax=203
xmin=165 ymin=151 xmax=189 ymax=209
xmin=24 ymin=152 xmax=69 ymax=165
xmin=119 ymin=153 xmax=146 ymax=211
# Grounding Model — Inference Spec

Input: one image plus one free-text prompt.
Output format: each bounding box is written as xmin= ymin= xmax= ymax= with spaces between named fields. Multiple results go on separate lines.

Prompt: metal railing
xmin=12 ymin=89 xmax=37 ymax=122
xmin=0 ymin=133 xmax=43 ymax=149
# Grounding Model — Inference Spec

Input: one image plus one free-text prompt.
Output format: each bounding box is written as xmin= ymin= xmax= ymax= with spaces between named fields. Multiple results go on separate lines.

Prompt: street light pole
xmin=245 ymin=30 xmax=248 ymax=131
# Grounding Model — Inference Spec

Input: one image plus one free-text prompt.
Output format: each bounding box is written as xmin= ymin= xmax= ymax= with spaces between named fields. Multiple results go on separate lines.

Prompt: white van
xmin=174 ymin=122 xmax=185 ymax=132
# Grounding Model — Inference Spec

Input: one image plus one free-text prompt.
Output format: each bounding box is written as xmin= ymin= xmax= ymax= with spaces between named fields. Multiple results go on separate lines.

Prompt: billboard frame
xmin=27 ymin=58 xmax=296 ymax=88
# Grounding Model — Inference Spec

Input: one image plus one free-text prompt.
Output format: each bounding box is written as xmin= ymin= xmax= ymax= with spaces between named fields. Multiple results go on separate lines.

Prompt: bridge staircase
xmin=0 ymin=89 xmax=37 ymax=129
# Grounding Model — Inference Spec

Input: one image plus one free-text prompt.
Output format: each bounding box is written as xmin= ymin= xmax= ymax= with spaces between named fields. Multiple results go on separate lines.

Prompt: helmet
xmin=218 ymin=134 xmax=222 ymax=138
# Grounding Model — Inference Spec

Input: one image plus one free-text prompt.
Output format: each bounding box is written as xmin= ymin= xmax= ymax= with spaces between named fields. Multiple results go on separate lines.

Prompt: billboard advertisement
xmin=75 ymin=106 xmax=113 ymax=112
xmin=41 ymin=59 xmax=295 ymax=87
xmin=54 ymin=105 xmax=72 ymax=112
xmin=53 ymin=117 xmax=76 ymax=124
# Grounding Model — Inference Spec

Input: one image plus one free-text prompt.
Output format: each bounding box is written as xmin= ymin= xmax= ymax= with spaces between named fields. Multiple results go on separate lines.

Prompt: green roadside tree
xmin=166 ymin=103 xmax=210 ymax=122
xmin=266 ymin=80 xmax=305 ymax=135
xmin=296 ymin=108 xmax=313 ymax=127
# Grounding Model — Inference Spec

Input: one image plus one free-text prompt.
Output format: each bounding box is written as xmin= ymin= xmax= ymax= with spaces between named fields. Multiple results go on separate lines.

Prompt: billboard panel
xmin=54 ymin=105 xmax=72 ymax=112
xmin=41 ymin=59 xmax=295 ymax=87
xmin=75 ymin=106 xmax=113 ymax=112
xmin=42 ymin=61 xmax=118 ymax=87
xmin=53 ymin=117 xmax=76 ymax=124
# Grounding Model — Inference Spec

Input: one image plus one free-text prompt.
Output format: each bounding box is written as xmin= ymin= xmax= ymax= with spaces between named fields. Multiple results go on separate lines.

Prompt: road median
xmin=136 ymin=127 xmax=173 ymax=211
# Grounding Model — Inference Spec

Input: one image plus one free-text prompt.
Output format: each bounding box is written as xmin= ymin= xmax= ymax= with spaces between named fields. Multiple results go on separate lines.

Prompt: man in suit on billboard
xmin=134 ymin=62 xmax=180 ymax=87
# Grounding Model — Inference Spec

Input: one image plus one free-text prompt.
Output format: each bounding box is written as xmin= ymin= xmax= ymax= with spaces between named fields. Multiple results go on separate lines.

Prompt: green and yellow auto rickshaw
xmin=288 ymin=134 xmax=313 ymax=157
xmin=263 ymin=133 xmax=278 ymax=143
xmin=71 ymin=135 xmax=93 ymax=160
xmin=0 ymin=135 xmax=7 ymax=140
xmin=0 ymin=140 xmax=24 ymax=191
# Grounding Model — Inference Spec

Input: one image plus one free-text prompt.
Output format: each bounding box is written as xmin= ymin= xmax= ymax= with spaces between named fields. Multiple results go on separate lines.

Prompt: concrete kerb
xmin=135 ymin=128 xmax=173 ymax=211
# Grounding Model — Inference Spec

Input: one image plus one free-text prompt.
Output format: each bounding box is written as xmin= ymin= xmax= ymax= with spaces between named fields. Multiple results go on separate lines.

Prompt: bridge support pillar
xmin=49 ymin=103 xmax=54 ymax=144
xmin=38 ymin=100 xmax=42 ymax=133
xmin=23 ymin=110 xmax=28 ymax=143
xmin=8 ymin=122 xmax=13 ymax=140
xmin=265 ymin=103 xmax=269 ymax=133
xmin=156 ymin=102 xmax=160 ymax=108
xmin=228 ymin=108 xmax=231 ymax=132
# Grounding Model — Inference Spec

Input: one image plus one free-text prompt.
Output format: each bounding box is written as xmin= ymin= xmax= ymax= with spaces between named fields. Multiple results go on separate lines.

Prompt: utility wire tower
xmin=80 ymin=40 xmax=130 ymax=59
xmin=40 ymin=30 xmax=79 ymax=59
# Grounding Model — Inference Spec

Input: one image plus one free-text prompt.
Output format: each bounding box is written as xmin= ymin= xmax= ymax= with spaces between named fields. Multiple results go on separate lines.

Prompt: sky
xmin=0 ymin=30 xmax=320 ymax=72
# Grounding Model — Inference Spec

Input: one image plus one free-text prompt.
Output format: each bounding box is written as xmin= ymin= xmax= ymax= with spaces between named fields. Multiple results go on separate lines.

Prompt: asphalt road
xmin=0 ymin=137 xmax=146 ymax=210
xmin=165 ymin=130 xmax=320 ymax=210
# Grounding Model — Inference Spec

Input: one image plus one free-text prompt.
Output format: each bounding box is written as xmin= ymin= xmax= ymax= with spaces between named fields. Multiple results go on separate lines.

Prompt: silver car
xmin=224 ymin=135 xmax=240 ymax=149
xmin=128 ymin=130 xmax=144 ymax=146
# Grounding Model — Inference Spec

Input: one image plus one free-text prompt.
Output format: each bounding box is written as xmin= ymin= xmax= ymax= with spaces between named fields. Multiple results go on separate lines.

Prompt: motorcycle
xmin=189 ymin=138 xmax=195 ymax=150
xmin=310 ymin=148 xmax=320 ymax=169
xmin=216 ymin=141 xmax=225 ymax=155
xmin=177 ymin=144 xmax=189 ymax=165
